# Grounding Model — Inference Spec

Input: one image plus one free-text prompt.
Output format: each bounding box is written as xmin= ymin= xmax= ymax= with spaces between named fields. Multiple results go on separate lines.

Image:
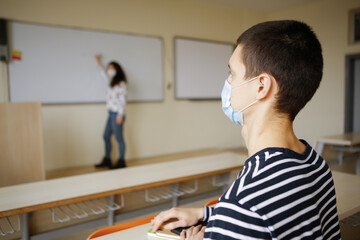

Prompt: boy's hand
xmin=180 ymin=225 xmax=206 ymax=240
xmin=151 ymin=207 xmax=203 ymax=232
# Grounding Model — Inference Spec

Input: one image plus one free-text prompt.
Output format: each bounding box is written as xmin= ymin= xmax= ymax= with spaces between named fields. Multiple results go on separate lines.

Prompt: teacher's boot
xmin=94 ymin=157 xmax=112 ymax=168
xmin=111 ymin=159 xmax=126 ymax=169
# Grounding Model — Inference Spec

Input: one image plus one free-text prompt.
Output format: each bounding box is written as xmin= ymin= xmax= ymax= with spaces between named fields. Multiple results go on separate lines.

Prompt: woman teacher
xmin=94 ymin=54 xmax=127 ymax=169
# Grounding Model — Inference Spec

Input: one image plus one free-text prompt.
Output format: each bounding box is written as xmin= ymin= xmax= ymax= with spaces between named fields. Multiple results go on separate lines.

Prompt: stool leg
xmin=357 ymin=152 xmax=360 ymax=176
xmin=172 ymin=183 xmax=179 ymax=207
xmin=21 ymin=213 xmax=29 ymax=240
xmin=337 ymin=150 xmax=344 ymax=165
xmin=316 ymin=142 xmax=325 ymax=155
xmin=107 ymin=195 xmax=115 ymax=226
xmin=220 ymin=172 xmax=230 ymax=192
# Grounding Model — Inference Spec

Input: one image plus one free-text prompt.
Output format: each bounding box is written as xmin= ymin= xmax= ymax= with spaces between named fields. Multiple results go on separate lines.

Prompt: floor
xmin=46 ymin=148 xmax=229 ymax=180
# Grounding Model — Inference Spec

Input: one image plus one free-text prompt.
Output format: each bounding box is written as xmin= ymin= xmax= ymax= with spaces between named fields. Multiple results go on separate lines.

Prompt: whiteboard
xmin=175 ymin=38 xmax=234 ymax=99
xmin=8 ymin=22 xmax=163 ymax=103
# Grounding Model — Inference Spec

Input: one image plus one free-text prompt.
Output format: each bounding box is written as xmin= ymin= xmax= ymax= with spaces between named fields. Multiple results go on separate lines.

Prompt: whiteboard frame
xmin=174 ymin=36 xmax=235 ymax=100
xmin=7 ymin=20 xmax=164 ymax=104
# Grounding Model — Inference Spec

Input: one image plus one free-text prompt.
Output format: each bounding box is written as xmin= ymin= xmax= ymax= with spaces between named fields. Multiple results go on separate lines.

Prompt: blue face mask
xmin=221 ymin=76 xmax=259 ymax=126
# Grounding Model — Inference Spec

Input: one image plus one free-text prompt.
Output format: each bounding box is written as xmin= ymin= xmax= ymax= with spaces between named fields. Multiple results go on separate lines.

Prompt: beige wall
xmin=0 ymin=0 xmax=359 ymax=171
xmin=0 ymin=0 xmax=262 ymax=170
xmin=266 ymin=0 xmax=360 ymax=145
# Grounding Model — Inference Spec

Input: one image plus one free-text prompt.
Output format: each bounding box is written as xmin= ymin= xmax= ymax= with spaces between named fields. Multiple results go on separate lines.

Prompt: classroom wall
xmin=266 ymin=0 xmax=360 ymax=144
xmin=0 ymin=0 xmax=359 ymax=171
xmin=0 ymin=0 xmax=262 ymax=171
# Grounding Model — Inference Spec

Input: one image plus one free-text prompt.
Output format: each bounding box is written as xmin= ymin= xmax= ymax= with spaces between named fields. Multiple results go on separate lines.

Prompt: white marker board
xmin=175 ymin=38 xmax=234 ymax=100
xmin=8 ymin=22 xmax=163 ymax=103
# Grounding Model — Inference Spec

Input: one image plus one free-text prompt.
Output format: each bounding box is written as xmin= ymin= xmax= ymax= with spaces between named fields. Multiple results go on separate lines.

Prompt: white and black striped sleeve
xmin=204 ymin=201 xmax=271 ymax=240
xmin=203 ymin=206 xmax=213 ymax=223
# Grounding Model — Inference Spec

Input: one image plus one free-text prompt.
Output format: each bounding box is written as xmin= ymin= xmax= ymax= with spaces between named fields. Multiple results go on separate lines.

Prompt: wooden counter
xmin=0 ymin=152 xmax=245 ymax=218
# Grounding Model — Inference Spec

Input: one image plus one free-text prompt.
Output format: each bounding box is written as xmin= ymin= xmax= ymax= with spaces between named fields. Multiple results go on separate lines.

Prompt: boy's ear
xmin=256 ymin=73 xmax=274 ymax=100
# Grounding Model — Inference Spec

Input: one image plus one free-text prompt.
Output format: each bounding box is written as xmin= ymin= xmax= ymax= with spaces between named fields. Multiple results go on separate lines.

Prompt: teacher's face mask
xmin=107 ymin=69 xmax=116 ymax=78
xmin=221 ymin=76 xmax=259 ymax=126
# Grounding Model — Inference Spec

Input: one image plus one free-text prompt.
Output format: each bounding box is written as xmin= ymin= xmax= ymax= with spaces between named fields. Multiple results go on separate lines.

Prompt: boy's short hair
xmin=237 ymin=20 xmax=323 ymax=120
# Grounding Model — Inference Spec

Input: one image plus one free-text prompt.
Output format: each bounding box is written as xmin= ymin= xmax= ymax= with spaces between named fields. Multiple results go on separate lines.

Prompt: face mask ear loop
xmin=239 ymin=99 xmax=259 ymax=112
xmin=231 ymin=76 xmax=259 ymax=89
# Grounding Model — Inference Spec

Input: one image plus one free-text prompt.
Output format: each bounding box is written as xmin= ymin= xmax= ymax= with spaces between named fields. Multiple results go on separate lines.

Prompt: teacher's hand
xmin=116 ymin=116 xmax=123 ymax=125
xmin=95 ymin=54 xmax=102 ymax=66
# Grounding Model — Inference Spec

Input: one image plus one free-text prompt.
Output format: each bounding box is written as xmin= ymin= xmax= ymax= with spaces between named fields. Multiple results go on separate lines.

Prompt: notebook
xmin=147 ymin=221 xmax=206 ymax=239
xmin=147 ymin=228 xmax=180 ymax=240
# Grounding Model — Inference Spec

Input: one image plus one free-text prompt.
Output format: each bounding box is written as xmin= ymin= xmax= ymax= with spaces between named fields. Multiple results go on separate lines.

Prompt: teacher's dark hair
xmin=108 ymin=61 xmax=127 ymax=87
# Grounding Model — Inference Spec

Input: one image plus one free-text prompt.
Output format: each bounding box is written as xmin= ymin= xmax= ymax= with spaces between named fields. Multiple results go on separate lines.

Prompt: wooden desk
xmin=0 ymin=152 xmax=244 ymax=217
xmin=92 ymin=223 xmax=151 ymax=240
xmin=0 ymin=152 xmax=245 ymax=240
xmin=92 ymin=171 xmax=360 ymax=240
xmin=316 ymin=131 xmax=360 ymax=175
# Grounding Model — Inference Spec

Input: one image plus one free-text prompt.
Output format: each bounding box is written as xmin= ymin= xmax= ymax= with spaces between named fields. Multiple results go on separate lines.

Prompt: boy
xmin=151 ymin=20 xmax=341 ymax=240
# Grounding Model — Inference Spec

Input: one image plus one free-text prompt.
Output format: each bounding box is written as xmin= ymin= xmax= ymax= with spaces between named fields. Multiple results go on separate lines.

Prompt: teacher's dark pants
xmin=103 ymin=111 xmax=125 ymax=160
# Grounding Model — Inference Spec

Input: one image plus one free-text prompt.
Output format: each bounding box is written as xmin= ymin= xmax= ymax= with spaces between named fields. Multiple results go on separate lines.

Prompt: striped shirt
xmin=203 ymin=140 xmax=341 ymax=239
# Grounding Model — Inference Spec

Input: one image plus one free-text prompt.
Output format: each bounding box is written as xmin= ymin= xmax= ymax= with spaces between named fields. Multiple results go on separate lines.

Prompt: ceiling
xmin=200 ymin=0 xmax=317 ymax=12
